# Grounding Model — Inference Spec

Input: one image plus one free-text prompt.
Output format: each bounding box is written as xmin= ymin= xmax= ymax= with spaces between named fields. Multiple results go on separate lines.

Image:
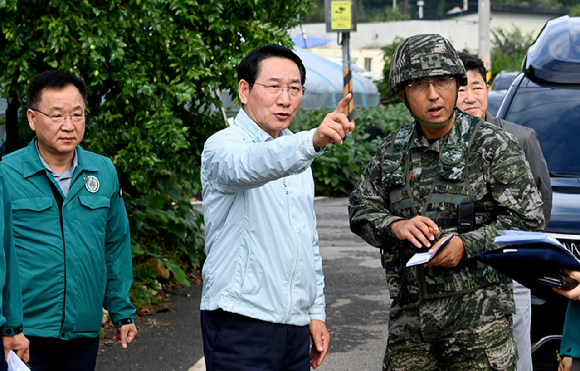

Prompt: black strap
xmin=47 ymin=177 xmax=64 ymax=234
xmin=457 ymin=202 xmax=476 ymax=233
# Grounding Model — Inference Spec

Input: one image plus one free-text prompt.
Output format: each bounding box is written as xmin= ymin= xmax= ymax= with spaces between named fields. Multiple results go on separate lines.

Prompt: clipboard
xmin=475 ymin=232 xmax=580 ymax=299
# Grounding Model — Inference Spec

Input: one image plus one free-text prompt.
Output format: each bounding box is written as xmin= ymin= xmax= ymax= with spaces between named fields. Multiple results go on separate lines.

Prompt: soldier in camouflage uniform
xmin=348 ymin=34 xmax=545 ymax=370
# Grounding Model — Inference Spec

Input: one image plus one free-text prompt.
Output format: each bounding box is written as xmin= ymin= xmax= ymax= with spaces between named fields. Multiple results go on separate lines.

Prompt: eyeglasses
xmin=406 ymin=76 xmax=454 ymax=94
xmin=254 ymin=83 xmax=305 ymax=96
xmin=31 ymin=108 xmax=87 ymax=123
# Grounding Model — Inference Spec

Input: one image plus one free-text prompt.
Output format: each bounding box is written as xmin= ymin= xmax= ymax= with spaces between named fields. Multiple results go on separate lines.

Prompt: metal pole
xmin=341 ymin=32 xmax=353 ymax=121
xmin=478 ymin=0 xmax=491 ymax=82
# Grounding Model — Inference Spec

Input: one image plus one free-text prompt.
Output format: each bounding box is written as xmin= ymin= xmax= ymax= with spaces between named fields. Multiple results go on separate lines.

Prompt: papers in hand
xmin=405 ymin=234 xmax=455 ymax=267
xmin=7 ymin=350 xmax=30 ymax=371
xmin=492 ymin=230 xmax=580 ymax=265
xmin=493 ymin=230 xmax=563 ymax=248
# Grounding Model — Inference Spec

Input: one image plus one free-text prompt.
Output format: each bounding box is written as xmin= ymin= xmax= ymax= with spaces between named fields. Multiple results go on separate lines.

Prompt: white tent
xmin=221 ymin=48 xmax=380 ymax=113
xmin=293 ymin=48 xmax=380 ymax=111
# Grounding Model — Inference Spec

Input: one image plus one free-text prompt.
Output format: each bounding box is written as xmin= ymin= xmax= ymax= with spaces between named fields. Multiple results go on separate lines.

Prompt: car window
xmin=505 ymin=86 xmax=580 ymax=175
xmin=492 ymin=78 xmax=512 ymax=91
xmin=491 ymin=73 xmax=518 ymax=91
xmin=486 ymin=91 xmax=505 ymax=117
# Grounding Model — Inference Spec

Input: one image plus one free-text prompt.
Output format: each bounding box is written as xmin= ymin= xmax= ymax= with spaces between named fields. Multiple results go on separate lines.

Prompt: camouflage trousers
xmin=383 ymin=315 xmax=518 ymax=371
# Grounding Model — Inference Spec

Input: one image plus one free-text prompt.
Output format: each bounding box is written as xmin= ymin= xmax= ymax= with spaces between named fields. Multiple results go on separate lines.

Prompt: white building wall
xmin=289 ymin=11 xmax=561 ymax=77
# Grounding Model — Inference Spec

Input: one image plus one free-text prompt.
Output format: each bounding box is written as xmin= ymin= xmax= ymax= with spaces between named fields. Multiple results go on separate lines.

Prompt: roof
xmin=427 ymin=4 xmax=569 ymax=21
xmin=523 ymin=15 xmax=580 ymax=84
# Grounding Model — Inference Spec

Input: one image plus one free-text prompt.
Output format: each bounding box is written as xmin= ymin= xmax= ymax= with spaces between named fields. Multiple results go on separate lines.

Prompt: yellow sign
xmin=331 ymin=1 xmax=351 ymax=30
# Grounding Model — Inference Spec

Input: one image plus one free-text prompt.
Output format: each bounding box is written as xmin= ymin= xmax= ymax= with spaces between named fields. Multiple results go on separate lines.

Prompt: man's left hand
xmin=425 ymin=236 xmax=465 ymax=268
xmin=2 ymin=333 xmax=29 ymax=362
xmin=309 ymin=319 xmax=330 ymax=369
xmin=113 ymin=323 xmax=138 ymax=348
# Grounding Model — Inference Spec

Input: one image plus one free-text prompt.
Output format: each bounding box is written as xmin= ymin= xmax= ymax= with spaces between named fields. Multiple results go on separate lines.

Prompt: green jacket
xmin=0 ymin=167 xmax=24 ymax=337
xmin=561 ymin=300 xmax=580 ymax=359
xmin=1 ymin=141 xmax=135 ymax=340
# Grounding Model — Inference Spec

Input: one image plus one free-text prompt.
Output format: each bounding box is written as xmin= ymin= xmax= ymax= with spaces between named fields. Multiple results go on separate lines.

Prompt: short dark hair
xmin=26 ymin=70 xmax=88 ymax=109
xmin=458 ymin=52 xmax=487 ymax=84
xmin=237 ymin=44 xmax=306 ymax=88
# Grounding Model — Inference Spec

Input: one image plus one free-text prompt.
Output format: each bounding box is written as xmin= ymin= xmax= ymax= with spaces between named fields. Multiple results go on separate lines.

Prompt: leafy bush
xmin=0 ymin=0 xmax=314 ymax=306
xmin=490 ymin=25 xmax=535 ymax=81
xmin=378 ymin=36 xmax=404 ymax=103
xmin=291 ymin=104 xmax=411 ymax=196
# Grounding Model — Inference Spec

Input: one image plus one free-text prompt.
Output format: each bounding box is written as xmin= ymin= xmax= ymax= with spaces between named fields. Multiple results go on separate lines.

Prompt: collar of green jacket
xmin=21 ymin=138 xmax=100 ymax=179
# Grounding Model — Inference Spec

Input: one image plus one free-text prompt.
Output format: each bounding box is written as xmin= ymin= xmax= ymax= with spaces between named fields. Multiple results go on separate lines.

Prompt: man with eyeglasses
xmin=456 ymin=52 xmax=552 ymax=371
xmin=0 ymin=70 xmax=137 ymax=370
xmin=349 ymin=34 xmax=544 ymax=370
xmin=200 ymin=44 xmax=354 ymax=371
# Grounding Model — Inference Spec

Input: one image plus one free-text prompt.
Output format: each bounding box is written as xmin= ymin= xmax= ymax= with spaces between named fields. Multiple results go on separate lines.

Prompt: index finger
xmin=120 ymin=329 xmax=128 ymax=348
xmin=333 ymin=93 xmax=352 ymax=114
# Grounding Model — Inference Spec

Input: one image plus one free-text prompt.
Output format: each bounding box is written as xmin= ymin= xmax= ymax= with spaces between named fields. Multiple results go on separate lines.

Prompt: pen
xmin=557 ymin=351 xmax=564 ymax=371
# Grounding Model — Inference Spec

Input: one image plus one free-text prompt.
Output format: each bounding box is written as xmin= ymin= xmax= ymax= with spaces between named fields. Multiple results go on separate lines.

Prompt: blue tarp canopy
xmin=292 ymin=33 xmax=334 ymax=49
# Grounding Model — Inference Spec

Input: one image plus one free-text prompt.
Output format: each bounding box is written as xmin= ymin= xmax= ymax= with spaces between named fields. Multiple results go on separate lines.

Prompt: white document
xmin=405 ymin=234 xmax=455 ymax=267
xmin=7 ymin=350 xmax=29 ymax=371
xmin=493 ymin=231 xmax=563 ymax=248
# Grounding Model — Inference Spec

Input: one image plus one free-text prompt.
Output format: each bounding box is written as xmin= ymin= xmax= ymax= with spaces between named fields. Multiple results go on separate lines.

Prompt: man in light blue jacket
xmin=200 ymin=44 xmax=354 ymax=371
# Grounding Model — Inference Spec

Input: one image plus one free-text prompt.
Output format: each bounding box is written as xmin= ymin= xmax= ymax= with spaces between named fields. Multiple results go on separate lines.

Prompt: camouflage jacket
xmin=349 ymin=111 xmax=545 ymax=303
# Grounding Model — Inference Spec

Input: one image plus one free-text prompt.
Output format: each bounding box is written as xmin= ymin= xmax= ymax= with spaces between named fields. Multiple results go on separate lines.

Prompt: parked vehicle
xmin=486 ymin=90 xmax=505 ymax=117
xmin=496 ymin=15 xmax=580 ymax=371
xmin=491 ymin=71 xmax=519 ymax=93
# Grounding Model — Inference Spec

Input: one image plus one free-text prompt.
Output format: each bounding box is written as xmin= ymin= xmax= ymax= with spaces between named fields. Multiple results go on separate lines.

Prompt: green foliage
xmin=303 ymin=0 xmax=411 ymax=23
xmin=570 ymin=4 xmax=580 ymax=16
xmin=492 ymin=0 xmax=563 ymax=7
xmin=290 ymin=104 xmax=411 ymax=196
xmin=490 ymin=25 xmax=535 ymax=81
xmin=358 ymin=5 xmax=411 ymax=22
xmin=378 ymin=36 xmax=404 ymax=103
xmin=0 ymin=0 xmax=313 ymax=304
xmin=302 ymin=0 xmax=326 ymax=23
xmin=385 ymin=7 xmax=411 ymax=22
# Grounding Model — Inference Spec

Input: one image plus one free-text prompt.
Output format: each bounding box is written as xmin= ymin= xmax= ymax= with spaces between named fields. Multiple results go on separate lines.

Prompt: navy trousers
xmin=27 ymin=336 xmax=100 ymax=371
xmin=201 ymin=309 xmax=311 ymax=371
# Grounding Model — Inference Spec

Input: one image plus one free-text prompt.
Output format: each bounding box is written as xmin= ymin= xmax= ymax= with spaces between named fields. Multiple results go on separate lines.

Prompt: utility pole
xmin=325 ymin=0 xmax=356 ymax=121
xmin=478 ymin=0 xmax=491 ymax=82
xmin=341 ymin=33 xmax=353 ymax=121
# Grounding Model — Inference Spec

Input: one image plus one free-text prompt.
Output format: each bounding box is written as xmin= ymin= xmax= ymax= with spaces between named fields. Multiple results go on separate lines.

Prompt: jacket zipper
xmin=283 ymin=179 xmax=300 ymax=322
xmin=47 ymin=178 xmax=67 ymax=338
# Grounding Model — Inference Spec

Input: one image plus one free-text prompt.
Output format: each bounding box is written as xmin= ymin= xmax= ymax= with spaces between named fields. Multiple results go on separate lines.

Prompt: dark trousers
xmin=201 ymin=309 xmax=311 ymax=371
xmin=27 ymin=336 xmax=100 ymax=371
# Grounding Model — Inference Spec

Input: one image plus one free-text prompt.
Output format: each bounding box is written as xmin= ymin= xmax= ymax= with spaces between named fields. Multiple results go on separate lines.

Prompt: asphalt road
xmin=96 ymin=197 xmax=391 ymax=371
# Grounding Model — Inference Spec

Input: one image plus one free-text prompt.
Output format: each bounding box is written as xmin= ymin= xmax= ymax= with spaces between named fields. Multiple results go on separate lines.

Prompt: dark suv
xmin=496 ymin=15 xmax=580 ymax=370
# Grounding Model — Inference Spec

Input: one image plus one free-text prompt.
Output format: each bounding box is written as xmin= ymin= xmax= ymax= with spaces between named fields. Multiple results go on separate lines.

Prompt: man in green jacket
xmin=0 ymin=167 xmax=30 ymax=368
xmin=1 ymin=70 xmax=137 ymax=370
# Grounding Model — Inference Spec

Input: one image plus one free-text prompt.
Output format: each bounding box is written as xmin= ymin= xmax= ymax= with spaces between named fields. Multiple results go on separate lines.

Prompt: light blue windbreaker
xmin=200 ymin=108 xmax=326 ymax=326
